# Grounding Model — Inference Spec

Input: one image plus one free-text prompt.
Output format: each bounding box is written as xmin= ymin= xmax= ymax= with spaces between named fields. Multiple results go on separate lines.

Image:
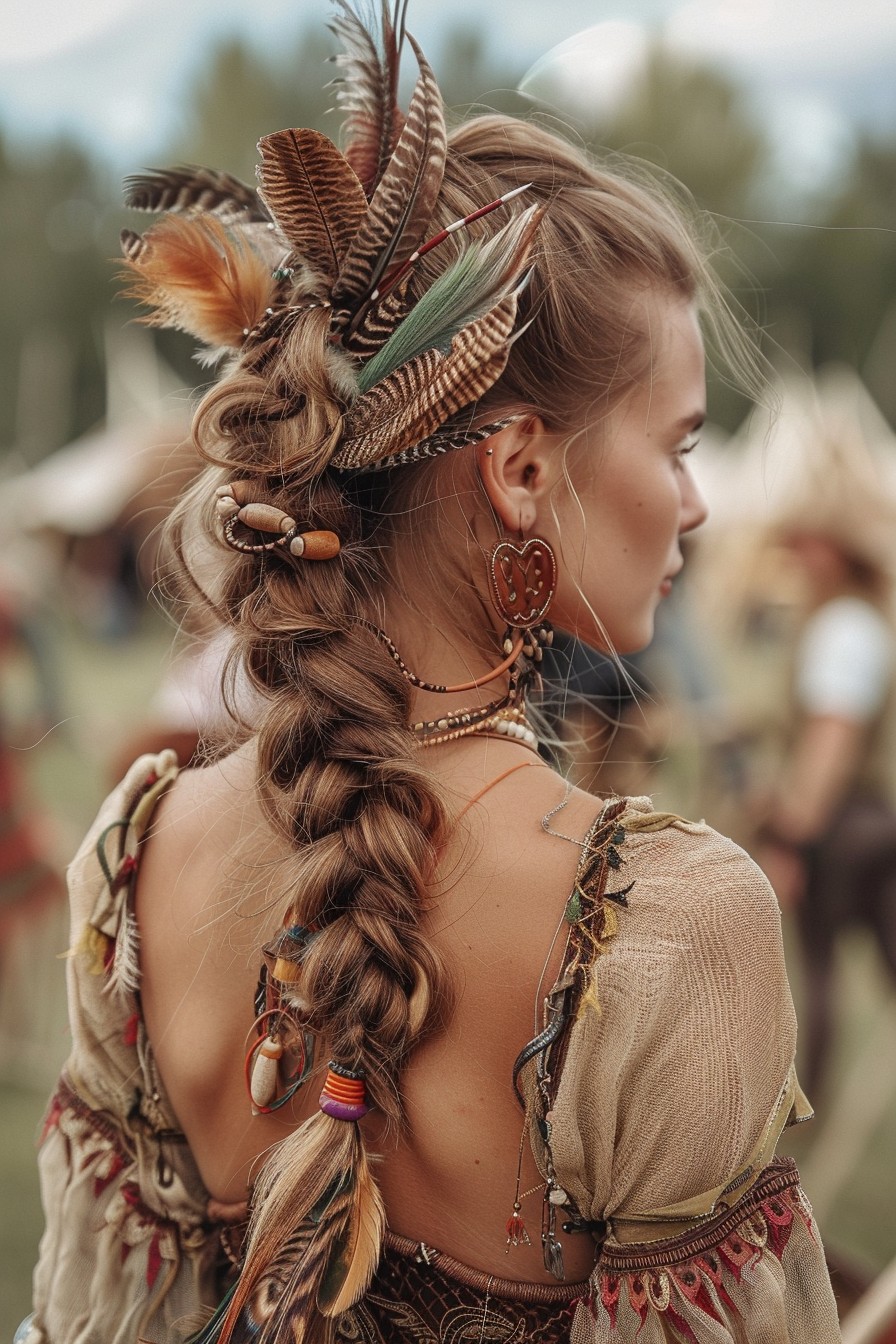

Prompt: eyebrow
xmin=674 ymin=412 xmax=706 ymax=433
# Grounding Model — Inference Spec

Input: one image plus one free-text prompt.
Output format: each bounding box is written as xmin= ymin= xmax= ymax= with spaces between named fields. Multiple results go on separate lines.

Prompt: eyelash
xmin=675 ymin=434 xmax=700 ymax=458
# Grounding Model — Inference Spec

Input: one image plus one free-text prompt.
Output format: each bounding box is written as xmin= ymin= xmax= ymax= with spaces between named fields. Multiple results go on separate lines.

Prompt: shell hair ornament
xmin=214 ymin=481 xmax=341 ymax=559
xmin=117 ymin=0 xmax=544 ymax=479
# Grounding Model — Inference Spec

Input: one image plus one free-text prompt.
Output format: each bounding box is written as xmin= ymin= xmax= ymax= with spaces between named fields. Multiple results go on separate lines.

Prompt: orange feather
xmin=119 ymin=214 xmax=275 ymax=354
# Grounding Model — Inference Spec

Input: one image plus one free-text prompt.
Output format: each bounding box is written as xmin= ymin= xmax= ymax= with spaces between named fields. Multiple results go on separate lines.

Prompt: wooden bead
xmin=295 ymin=530 xmax=341 ymax=560
xmin=272 ymin=956 xmax=302 ymax=983
xmin=237 ymin=503 xmax=296 ymax=533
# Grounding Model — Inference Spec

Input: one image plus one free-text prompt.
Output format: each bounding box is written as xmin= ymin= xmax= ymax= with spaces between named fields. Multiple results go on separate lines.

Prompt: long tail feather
xmin=317 ymin=1141 xmax=386 ymax=1317
xmin=118 ymin=215 xmax=276 ymax=356
xmin=256 ymin=129 xmax=367 ymax=285
xmin=330 ymin=0 xmax=407 ymax=197
xmin=123 ymin=166 xmax=271 ymax=222
xmin=332 ymin=34 xmax=446 ymax=321
xmin=215 ymin=1113 xmax=376 ymax=1344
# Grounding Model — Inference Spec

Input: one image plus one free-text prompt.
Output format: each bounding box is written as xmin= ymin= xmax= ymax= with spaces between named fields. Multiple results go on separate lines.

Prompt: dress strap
xmin=454 ymin=760 xmax=542 ymax=825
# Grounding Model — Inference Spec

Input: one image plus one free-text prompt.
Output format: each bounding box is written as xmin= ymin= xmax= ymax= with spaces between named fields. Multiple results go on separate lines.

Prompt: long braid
xmin=167 ymin=315 xmax=450 ymax=1342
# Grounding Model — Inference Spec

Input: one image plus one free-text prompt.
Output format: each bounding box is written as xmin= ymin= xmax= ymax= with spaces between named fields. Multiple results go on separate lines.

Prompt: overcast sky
xmin=1 ymin=0 xmax=894 ymax=174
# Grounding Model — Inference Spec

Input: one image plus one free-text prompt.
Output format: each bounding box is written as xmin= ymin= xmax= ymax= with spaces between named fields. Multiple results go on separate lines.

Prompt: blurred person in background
xmin=757 ymin=522 xmax=896 ymax=1098
xmin=755 ymin=427 xmax=896 ymax=1099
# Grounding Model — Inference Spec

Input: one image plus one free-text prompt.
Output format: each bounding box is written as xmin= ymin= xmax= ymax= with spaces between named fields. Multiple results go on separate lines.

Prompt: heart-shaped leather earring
xmin=487 ymin=535 xmax=556 ymax=661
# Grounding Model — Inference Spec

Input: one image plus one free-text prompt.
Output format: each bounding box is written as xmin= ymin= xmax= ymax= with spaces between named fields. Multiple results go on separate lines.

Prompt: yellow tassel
xmin=599 ymin=903 xmax=619 ymax=943
xmin=73 ymin=924 xmax=111 ymax=976
xmin=578 ymin=973 xmax=603 ymax=1020
xmin=273 ymin=956 xmax=302 ymax=983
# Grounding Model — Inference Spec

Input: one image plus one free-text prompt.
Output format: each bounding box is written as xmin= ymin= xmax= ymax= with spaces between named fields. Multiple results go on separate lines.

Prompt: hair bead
xmin=319 ymin=1062 xmax=370 ymax=1121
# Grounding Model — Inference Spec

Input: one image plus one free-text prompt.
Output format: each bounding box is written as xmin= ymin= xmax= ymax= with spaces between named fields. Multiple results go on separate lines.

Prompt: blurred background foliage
xmin=1 ymin=18 xmax=895 ymax=460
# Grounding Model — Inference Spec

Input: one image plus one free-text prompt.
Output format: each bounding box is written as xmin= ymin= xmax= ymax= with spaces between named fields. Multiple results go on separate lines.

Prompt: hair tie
xmin=319 ymin=1061 xmax=369 ymax=1121
xmin=214 ymin=482 xmax=341 ymax=559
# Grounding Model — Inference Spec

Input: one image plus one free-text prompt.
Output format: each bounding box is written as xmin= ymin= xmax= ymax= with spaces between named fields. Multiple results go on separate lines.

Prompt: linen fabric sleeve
xmin=27 ymin=753 xmax=237 ymax=1344
xmin=531 ymin=806 xmax=841 ymax=1342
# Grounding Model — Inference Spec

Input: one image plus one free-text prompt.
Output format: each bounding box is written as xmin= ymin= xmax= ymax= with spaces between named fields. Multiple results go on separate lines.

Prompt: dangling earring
xmin=486 ymin=534 xmax=556 ymax=663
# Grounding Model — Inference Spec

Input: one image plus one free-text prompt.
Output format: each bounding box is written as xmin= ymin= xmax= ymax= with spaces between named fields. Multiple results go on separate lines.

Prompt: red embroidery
xmin=627 ymin=1274 xmax=648 ymax=1327
xmin=94 ymin=1152 xmax=125 ymax=1199
xmin=122 ymin=1012 xmax=140 ymax=1047
xmin=40 ymin=1093 xmax=63 ymax=1144
xmin=596 ymin=1186 xmax=810 ymax=1334
xmin=146 ymin=1230 xmax=163 ymax=1289
xmin=600 ymin=1273 xmax=620 ymax=1329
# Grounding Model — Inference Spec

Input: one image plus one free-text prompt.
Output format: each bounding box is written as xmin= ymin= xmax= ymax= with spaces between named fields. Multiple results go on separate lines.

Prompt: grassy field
xmin=2 ymin=615 xmax=895 ymax=1337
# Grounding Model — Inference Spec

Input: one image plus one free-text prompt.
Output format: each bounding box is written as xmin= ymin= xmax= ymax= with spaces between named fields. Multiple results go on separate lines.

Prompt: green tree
xmin=0 ymin=132 xmax=112 ymax=459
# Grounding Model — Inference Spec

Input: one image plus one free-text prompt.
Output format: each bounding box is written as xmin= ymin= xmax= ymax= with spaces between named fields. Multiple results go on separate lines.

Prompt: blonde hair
xmin=165 ymin=113 xmax=761 ymax=1337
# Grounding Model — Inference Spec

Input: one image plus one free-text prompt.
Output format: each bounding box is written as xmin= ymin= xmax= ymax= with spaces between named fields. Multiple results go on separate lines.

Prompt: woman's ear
xmin=476 ymin=416 xmax=562 ymax=534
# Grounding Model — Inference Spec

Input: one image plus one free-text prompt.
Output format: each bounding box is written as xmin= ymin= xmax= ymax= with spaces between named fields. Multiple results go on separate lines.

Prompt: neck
xmin=377 ymin=591 xmax=517 ymax=727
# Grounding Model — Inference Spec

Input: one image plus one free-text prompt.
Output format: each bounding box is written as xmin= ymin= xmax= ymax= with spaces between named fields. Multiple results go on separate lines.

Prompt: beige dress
xmin=25 ymin=753 xmax=841 ymax=1343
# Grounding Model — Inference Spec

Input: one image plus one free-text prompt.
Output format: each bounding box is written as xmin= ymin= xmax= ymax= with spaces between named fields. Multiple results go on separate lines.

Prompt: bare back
xmin=136 ymin=740 xmax=604 ymax=1284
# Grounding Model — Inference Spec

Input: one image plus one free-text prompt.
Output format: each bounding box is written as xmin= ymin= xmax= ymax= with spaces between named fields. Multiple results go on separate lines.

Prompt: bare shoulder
xmin=137 ymin=744 xmax=284 ymax=964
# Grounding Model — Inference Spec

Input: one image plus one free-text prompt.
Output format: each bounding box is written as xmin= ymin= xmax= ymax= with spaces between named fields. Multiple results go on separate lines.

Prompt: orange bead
xmin=290 ymin=530 xmax=341 ymax=560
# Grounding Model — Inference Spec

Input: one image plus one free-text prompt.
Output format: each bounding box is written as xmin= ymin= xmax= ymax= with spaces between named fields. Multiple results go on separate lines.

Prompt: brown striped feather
xmin=335 ymin=290 xmax=520 ymax=468
xmin=330 ymin=0 xmax=406 ymax=197
xmin=332 ymin=35 xmax=446 ymax=321
xmin=341 ymin=276 xmax=412 ymax=360
xmin=256 ymin=129 xmax=367 ymax=283
xmin=215 ymin=1114 xmax=360 ymax=1344
xmin=317 ymin=1142 xmax=386 ymax=1317
xmin=123 ymin=165 xmax=270 ymax=221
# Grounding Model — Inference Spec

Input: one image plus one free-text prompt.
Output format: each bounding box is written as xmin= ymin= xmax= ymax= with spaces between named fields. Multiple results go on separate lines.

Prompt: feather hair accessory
xmin=117 ymin=0 xmax=543 ymax=472
xmin=119 ymin=215 xmax=279 ymax=365
xmin=329 ymin=0 xmax=409 ymax=197
xmin=202 ymin=1108 xmax=385 ymax=1344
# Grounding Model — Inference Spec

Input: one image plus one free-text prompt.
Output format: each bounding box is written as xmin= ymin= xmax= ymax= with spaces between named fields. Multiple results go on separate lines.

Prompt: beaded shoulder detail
xmin=508 ymin=798 xmax=634 ymax=1277
xmin=512 ymin=796 xmax=632 ymax=1108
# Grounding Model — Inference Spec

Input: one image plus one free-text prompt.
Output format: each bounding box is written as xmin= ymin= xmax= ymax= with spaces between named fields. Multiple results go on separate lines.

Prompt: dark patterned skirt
xmin=336 ymin=1232 xmax=587 ymax=1343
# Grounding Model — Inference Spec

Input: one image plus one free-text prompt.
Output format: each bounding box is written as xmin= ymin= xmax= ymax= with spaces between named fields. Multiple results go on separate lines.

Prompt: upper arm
xmin=549 ymin=823 xmax=797 ymax=1221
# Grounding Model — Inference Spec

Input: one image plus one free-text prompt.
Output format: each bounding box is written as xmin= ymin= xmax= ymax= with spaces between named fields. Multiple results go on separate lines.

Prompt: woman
xmin=758 ymin=519 xmax=896 ymax=1096
xmin=26 ymin=6 xmax=840 ymax=1342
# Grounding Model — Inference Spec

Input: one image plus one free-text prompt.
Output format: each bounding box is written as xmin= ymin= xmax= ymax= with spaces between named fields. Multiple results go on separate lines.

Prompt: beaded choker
xmin=415 ymin=703 xmax=538 ymax=751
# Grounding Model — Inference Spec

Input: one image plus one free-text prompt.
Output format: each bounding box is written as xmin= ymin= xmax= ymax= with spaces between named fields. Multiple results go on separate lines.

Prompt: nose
xmin=679 ymin=461 xmax=708 ymax=535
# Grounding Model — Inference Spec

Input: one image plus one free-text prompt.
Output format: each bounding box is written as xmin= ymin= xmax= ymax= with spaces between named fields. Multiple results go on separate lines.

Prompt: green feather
xmin=357 ymin=204 xmax=539 ymax=393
